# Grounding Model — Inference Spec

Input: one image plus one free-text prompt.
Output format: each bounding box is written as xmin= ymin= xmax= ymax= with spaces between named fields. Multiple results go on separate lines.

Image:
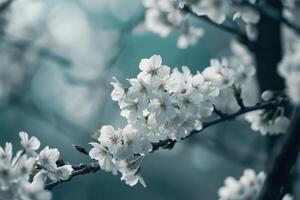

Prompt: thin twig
xmin=45 ymin=163 xmax=100 ymax=190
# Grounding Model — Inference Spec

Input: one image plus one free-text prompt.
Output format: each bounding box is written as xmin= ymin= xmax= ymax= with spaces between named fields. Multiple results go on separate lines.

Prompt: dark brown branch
xmin=258 ymin=108 xmax=300 ymax=200
xmin=0 ymin=34 xmax=72 ymax=67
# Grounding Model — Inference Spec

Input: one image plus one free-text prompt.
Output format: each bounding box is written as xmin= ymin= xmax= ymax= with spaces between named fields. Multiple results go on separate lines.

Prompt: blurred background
xmin=0 ymin=0 xmax=298 ymax=199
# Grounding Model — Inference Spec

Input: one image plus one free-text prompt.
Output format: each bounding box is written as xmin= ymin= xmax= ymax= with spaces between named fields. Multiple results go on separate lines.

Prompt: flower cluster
xmin=204 ymin=44 xmax=256 ymax=114
xmin=218 ymin=169 xmax=293 ymax=200
xmin=282 ymin=0 xmax=300 ymax=21
xmin=0 ymin=132 xmax=73 ymax=200
xmin=283 ymin=194 xmax=294 ymax=200
xmin=278 ymin=43 xmax=300 ymax=105
xmin=245 ymin=110 xmax=290 ymax=136
xmin=143 ymin=0 xmax=261 ymax=48
xmin=143 ymin=0 xmax=203 ymax=49
xmin=89 ymin=54 xmax=256 ymax=187
xmin=218 ymin=169 xmax=266 ymax=200
xmin=245 ymin=91 xmax=290 ymax=136
xmin=232 ymin=0 xmax=260 ymax=40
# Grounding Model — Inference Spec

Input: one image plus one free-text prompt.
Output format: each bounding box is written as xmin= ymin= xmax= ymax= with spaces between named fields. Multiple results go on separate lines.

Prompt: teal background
xmin=0 ymin=0 xmax=278 ymax=199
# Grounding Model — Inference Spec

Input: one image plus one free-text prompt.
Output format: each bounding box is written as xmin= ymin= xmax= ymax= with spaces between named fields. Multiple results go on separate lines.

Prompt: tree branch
xmin=44 ymin=97 xmax=287 ymax=191
xmin=0 ymin=34 xmax=72 ymax=67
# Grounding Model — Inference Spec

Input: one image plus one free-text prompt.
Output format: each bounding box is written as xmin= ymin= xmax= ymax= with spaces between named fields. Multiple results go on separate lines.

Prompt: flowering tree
xmin=1 ymin=0 xmax=300 ymax=199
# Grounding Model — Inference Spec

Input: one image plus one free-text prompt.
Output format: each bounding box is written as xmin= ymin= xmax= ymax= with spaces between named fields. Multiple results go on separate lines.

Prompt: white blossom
xmin=127 ymin=78 xmax=150 ymax=108
xmin=0 ymin=135 xmax=52 ymax=200
xmin=144 ymin=0 xmax=261 ymax=47
xmin=202 ymin=59 xmax=235 ymax=88
xmin=144 ymin=0 xmax=185 ymax=37
xmin=111 ymin=77 xmax=127 ymax=102
xmin=219 ymin=169 xmax=293 ymax=200
xmin=213 ymin=88 xmax=240 ymax=114
xmin=121 ymin=168 xmax=146 ymax=188
xmin=38 ymin=147 xmax=60 ymax=172
xmin=113 ymin=159 xmax=146 ymax=187
xmin=48 ymin=165 xmax=73 ymax=181
xmin=143 ymin=0 xmax=208 ymax=48
xmin=21 ymin=171 xmax=51 ymax=200
xmin=119 ymin=99 xmax=141 ymax=124
xmin=98 ymin=126 xmax=121 ymax=154
xmin=261 ymin=90 xmax=274 ymax=101
xmin=165 ymin=66 xmax=193 ymax=93
xmin=181 ymin=0 xmax=229 ymax=24
xmin=245 ymin=110 xmax=290 ymax=135
xmin=233 ymin=6 xmax=260 ymax=40
xmin=218 ymin=169 xmax=266 ymax=200
xmin=177 ymin=26 xmax=204 ymax=49
xmin=148 ymin=93 xmax=177 ymax=123
xmin=89 ymin=142 xmax=117 ymax=174
xmin=278 ymin=45 xmax=300 ymax=105
xmin=282 ymin=194 xmax=294 ymax=200
xmin=38 ymin=147 xmax=73 ymax=181
xmin=19 ymin=131 xmax=40 ymax=156
xmin=116 ymin=125 xmax=152 ymax=159
xmin=138 ymin=54 xmax=170 ymax=86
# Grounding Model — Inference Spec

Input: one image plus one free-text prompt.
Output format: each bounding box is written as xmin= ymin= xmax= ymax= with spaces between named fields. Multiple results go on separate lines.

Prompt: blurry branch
xmin=45 ymin=96 xmax=287 ymax=191
xmin=233 ymin=0 xmax=300 ymax=35
xmin=0 ymin=0 xmax=14 ymax=12
xmin=180 ymin=4 xmax=251 ymax=47
xmin=258 ymin=108 xmax=300 ymax=200
xmin=0 ymin=34 xmax=72 ymax=67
